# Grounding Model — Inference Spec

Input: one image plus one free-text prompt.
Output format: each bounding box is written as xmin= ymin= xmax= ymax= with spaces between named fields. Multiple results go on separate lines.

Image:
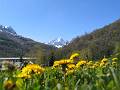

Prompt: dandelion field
xmin=1 ymin=53 xmax=120 ymax=90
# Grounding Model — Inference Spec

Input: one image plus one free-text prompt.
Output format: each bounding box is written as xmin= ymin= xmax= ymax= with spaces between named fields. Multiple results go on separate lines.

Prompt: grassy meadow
xmin=0 ymin=53 xmax=120 ymax=90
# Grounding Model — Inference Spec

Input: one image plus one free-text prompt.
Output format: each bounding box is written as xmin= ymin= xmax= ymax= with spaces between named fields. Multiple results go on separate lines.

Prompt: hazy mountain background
xmin=0 ymin=19 xmax=120 ymax=64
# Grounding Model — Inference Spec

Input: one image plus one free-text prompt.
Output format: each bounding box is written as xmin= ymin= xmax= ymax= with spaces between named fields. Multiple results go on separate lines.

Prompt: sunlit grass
xmin=0 ymin=53 xmax=120 ymax=90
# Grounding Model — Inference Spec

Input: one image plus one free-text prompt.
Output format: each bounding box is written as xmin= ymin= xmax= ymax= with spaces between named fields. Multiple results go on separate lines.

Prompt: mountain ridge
xmin=0 ymin=25 xmax=56 ymax=58
xmin=47 ymin=37 xmax=68 ymax=48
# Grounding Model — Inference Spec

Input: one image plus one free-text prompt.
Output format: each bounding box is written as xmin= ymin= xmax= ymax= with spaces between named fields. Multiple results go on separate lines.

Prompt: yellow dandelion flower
xmin=112 ymin=61 xmax=117 ymax=67
xmin=4 ymin=80 xmax=15 ymax=90
xmin=93 ymin=62 xmax=100 ymax=68
xmin=101 ymin=57 xmax=108 ymax=63
xmin=112 ymin=58 xmax=118 ymax=62
xmin=76 ymin=60 xmax=87 ymax=68
xmin=67 ymin=64 xmax=75 ymax=70
xmin=70 ymin=53 xmax=80 ymax=60
xmin=100 ymin=62 xmax=104 ymax=67
xmin=87 ymin=61 xmax=93 ymax=66
xmin=53 ymin=59 xmax=73 ymax=67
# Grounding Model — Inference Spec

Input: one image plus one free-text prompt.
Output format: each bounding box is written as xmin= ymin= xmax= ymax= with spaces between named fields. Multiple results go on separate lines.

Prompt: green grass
xmin=1 ymin=58 xmax=120 ymax=90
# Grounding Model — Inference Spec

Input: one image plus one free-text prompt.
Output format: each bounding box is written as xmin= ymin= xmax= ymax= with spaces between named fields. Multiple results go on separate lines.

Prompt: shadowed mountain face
xmin=55 ymin=19 xmax=120 ymax=60
xmin=0 ymin=25 xmax=56 ymax=57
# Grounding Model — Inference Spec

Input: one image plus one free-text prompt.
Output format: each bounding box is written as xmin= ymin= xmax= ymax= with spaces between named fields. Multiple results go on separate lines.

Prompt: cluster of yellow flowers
xmin=53 ymin=59 xmax=73 ymax=67
xmin=53 ymin=53 xmax=80 ymax=74
xmin=77 ymin=57 xmax=119 ymax=69
xmin=18 ymin=64 xmax=44 ymax=78
xmin=53 ymin=53 xmax=120 ymax=75
xmin=17 ymin=53 xmax=119 ymax=78
xmin=53 ymin=53 xmax=80 ymax=67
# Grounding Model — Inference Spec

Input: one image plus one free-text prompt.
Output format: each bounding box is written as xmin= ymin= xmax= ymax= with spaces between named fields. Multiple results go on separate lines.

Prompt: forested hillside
xmin=0 ymin=25 xmax=56 ymax=63
xmin=55 ymin=19 xmax=120 ymax=60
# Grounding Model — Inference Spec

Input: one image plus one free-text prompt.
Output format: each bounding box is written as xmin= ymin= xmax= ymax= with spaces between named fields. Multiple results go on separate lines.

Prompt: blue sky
xmin=0 ymin=0 xmax=120 ymax=42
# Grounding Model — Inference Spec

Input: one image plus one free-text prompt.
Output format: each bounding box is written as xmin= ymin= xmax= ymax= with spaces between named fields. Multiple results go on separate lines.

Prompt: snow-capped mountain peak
xmin=57 ymin=37 xmax=62 ymax=42
xmin=0 ymin=25 xmax=17 ymax=36
xmin=47 ymin=37 xmax=68 ymax=48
